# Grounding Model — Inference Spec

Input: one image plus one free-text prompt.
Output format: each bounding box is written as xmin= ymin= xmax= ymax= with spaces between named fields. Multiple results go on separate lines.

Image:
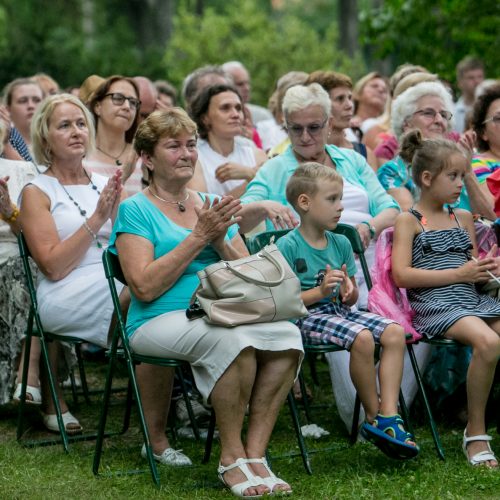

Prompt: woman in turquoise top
xmin=110 ymin=108 xmax=303 ymax=497
xmin=239 ymin=83 xmax=400 ymax=250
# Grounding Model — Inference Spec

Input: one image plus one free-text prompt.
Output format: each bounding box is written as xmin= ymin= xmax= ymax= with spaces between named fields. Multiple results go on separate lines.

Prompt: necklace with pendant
xmin=148 ymin=186 xmax=190 ymax=212
xmin=58 ymin=170 xmax=104 ymax=249
xmin=96 ymin=143 xmax=127 ymax=166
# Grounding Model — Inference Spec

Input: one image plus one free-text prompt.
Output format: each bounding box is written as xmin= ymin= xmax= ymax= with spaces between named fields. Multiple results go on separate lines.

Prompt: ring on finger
xmin=275 ymin=214 xmax=282 ymax=222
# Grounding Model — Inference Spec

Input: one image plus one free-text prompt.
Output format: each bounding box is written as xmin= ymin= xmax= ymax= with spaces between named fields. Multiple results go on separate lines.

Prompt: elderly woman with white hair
xmin=377 ymin=81 xmax=495 ymax=218
xmin=240 ymin=83 xmax=401 ymax=429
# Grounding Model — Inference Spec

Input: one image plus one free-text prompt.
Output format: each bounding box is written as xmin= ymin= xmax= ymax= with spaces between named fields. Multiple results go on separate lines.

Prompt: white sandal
xmin=247 ymin=457 xmax=292 ymax=495
xmin=42 ymin=411 xmax=83 ymax=435
xmin=13 ymin=383 xmax=42 ymax=405
xmin=462 ymin=430 xmax=498 ymax=467
xmin=217 ymin=457 xmax=268 ymax=498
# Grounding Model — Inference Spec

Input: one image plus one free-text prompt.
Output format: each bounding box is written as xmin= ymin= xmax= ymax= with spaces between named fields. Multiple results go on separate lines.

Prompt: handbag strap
xmin=224 ymin=246 xmax=286 ymax=287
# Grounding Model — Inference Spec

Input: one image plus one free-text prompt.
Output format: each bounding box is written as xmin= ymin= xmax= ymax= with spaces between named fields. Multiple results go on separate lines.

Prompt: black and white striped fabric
xmin=407 ymin=208 xmax=500 ymax=337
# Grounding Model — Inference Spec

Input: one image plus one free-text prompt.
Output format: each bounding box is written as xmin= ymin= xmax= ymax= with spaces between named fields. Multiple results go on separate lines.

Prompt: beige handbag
xmin=194 ymin=244 xmax=308 ymax=327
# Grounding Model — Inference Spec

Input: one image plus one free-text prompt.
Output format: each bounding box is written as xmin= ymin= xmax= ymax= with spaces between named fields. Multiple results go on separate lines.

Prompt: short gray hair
xmin=282 ymin=83 xmax=331 ymax=120
xmin=222 ymin=61 xmax=247 ymax=73
xmin=31 ymin=93 xmax=95 ymax=166
xmin=391 ymin=81 xmax=454 ymax=139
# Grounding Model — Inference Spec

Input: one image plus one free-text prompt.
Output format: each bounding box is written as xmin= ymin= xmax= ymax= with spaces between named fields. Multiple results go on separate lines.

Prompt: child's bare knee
xmin=351 ymin=329 xmax=375 ymax=355
xmin=380 ymin=323 xmax=405 ymax=348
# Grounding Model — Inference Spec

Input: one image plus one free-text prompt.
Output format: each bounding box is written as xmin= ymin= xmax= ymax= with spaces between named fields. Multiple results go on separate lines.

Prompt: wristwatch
xmin=361 ymin=221 xmax=376 ymax=239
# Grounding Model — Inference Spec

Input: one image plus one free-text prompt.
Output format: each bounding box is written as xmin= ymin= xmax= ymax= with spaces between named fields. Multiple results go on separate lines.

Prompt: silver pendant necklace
xmin=148 ymin=186 xmax=190 ymax=212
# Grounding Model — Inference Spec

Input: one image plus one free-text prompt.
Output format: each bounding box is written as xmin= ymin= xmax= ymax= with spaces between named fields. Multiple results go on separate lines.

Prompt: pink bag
xmin=367 ymin=227 xmax=422 ymax=341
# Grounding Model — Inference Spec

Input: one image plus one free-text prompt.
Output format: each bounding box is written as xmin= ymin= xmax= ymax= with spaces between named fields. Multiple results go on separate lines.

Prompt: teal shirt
xmin=109 ymin=192 xmax=238 ymax=336
xmin=377 ymin=155 xmax=471 ymax=211
xmin=277 ymin=228 xmax=357 ymax=305
xmin=241 ymin=144 xmax=400 ymax=230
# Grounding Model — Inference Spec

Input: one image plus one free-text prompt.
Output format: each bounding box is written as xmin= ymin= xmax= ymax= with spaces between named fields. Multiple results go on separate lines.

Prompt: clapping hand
xmin=339 ymin=264 xmax=355 ymax=303
xmin=0 ymin=176 xmax=13 ymax=217
xmin=95 ymin=170 xmax=122 ymax=223
xmin=193 ymin=195 xmax=242 ymax=246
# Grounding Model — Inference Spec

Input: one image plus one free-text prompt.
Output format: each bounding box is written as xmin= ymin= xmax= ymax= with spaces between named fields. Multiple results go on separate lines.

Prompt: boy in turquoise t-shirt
xmin=277 ymin=162 xmax=419 ymax=460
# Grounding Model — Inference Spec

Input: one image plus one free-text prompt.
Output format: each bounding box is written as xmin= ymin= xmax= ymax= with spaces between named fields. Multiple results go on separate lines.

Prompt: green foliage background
xmin=0 ymin=0 xmax=498 ymax=105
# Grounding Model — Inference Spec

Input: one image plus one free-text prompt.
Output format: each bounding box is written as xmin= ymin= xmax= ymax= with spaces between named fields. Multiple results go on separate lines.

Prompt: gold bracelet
xmin=0 ymin=204 xmax=19 ymax=223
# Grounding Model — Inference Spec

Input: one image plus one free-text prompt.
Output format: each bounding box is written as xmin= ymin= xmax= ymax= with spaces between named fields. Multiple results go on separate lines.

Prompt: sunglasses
xmin=104 ymin=92 xmax=141 ymax=110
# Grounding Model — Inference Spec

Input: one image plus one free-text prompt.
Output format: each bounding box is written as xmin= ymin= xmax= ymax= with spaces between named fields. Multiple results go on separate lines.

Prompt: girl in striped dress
xmin=392 ymin=129 xmax=500 ymax=468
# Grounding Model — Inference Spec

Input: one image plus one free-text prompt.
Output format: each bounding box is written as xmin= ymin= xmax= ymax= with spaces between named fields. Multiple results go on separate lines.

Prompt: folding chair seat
xmin=16 ymin=232 xmax=103 ymax=452
xmin=93 ymin=248 xmax=202 ymax=487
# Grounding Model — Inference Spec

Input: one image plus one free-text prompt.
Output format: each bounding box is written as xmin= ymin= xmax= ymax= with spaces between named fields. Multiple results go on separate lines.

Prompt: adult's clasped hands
xmin=193 ymin=195 xmax=242 ymax=245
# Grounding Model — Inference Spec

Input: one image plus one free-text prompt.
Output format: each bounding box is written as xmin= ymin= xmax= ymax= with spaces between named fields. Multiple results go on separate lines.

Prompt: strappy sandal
xmin=217 ymin=457 xmax=268 ymax=498
xmin=246 ymin=457 xmax=292 ymax=495
xmin=42 ymin=411 xmax=83 ymax=435
xmin=462 ymin=430 xmax=498 ymax=467
xmin=13 ymin=383 xmax=42 ymax=405
xmin=361 ymin=414 xmax=419 ymax=460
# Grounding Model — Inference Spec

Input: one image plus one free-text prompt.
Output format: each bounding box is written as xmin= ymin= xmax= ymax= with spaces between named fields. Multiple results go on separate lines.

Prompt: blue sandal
xmin=361 ymin=414 xmax=419 ymax=460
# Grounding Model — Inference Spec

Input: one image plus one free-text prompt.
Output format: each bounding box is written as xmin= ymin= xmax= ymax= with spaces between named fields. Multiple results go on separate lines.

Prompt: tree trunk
xmin=338 ymin=0 xmax=358 ymax=57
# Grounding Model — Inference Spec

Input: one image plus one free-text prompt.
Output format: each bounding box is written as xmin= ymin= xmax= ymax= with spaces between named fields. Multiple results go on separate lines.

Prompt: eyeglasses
xmin=286 ymin=119 xmax=328 ymax=138
xmin=483 ymin=115 xmax=500 ymax=125
xmin=104 ymin=93 xmax=141 ymax=110
xmin=413 ymin=108 xmax=453 ymax=121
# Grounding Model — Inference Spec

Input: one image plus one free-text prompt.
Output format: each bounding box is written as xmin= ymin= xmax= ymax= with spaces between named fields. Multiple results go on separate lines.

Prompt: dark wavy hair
xmin=189 ymin=83 xmax=242 ymax=140
xmin=472 ymin=83 xmax=500 ymax=152
xmin=88 ymin=75 xmax=140 ymax=144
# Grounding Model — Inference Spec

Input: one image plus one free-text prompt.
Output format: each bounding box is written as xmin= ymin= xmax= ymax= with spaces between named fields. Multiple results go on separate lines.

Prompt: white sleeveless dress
xmin=25 ymin=173 xmax=122 ymax=347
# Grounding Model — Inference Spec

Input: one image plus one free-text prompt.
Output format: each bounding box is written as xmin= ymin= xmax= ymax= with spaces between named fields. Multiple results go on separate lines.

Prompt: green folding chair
xmin=16 ymin=232 xmax=103 ymax=451
xmin=93 ymin=249 xmax=202 ymax=487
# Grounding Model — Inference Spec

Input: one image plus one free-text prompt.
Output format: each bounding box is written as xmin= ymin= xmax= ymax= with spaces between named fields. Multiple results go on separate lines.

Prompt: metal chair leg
xmin=287 ymin=391 xmax=312 ymax=474
xmin=407 ymin=343 xmax=445 ymax=460
xmin=203 ymin=410 xmax=217 ymax=464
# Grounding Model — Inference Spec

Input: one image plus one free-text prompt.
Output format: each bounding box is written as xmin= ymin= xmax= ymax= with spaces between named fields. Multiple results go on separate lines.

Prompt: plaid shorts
xmin=295 ymin=301 xmax=397 ymax=350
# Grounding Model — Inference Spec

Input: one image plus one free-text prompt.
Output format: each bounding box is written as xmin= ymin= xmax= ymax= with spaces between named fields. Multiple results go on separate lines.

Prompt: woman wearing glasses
xmin=188 ymin=84 xmax=267 ymax=197
xmin=471 ymin=84 xmax=500 ymax=216
xmin=240 ymin=84 xmax=400 ymax=429
xmin=377 ymin=81 xmax=494 ymax=218
xmin=85 ymin=76 xmax=142 ymax=195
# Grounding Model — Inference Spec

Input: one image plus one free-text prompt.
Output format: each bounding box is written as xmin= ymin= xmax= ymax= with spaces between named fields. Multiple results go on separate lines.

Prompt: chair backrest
xmin=332 ymin=223 xmax=372 ymax=290
xmin=17 ymin=231 xmax=40 ymax=311
xmin=102 ymin=249 xmax=128 ymax=346
xmin=245 ymin=228 xmax=291 ymax=254
xmin=245 ymin=223 xmax=372 ymax=289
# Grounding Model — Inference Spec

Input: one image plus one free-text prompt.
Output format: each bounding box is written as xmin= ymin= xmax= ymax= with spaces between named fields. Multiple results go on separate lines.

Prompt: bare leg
xmin=349 ymin=330 xmax=379 ymax=421
xmin=210 ymin=347 xmax=268 ymax=497
xmin=446 ymin=315 xmax=500 ymax=467
xmin=135 ymin=364 xmax=174 ymax=455
xmin=245 ymin=349 xmax=300 ymax=493
xmin=378 ymin=324 xmax=406 ymax=416
xmin=16 ymin=337 xmax=41 ymax=396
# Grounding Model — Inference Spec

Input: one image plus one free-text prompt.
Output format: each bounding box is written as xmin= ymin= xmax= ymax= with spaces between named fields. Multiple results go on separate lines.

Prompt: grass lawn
xmin=0 ymin=359 xmax=498 ymax=500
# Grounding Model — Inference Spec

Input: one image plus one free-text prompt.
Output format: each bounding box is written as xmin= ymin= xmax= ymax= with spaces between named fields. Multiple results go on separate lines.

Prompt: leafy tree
xmin=164 ymin=0 xmax=364 ymax=106
xmin=359 ymin=0 xmax=500 ymax=85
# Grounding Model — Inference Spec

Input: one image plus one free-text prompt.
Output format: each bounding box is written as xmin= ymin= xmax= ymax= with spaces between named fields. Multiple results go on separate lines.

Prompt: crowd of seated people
xmin=0 ymin=55 xmax=499 ymax=497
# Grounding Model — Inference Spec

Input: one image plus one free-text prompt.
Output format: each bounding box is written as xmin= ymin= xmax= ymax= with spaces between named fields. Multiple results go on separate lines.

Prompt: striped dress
xmin=407 ymin=208 xmax=500 ymax=337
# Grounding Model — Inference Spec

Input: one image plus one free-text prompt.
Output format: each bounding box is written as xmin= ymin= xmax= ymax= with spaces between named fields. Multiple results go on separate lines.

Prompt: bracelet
xmin=83 ymin=220 xmax=103 ymax=249
xmin=0 ymin=203 xmax=19 ymax=223
xmin=361 ymin=221 xmax=376 ymax=239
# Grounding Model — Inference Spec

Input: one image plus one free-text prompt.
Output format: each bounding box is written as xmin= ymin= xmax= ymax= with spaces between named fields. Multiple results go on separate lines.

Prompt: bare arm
xmin=387 ymin=187 xmax=414 ymax=212
xmin=20 ymin=172 xmax=122 ymax=281
xmin=463 ymin=172 xmax=495 ymax=220
xmin=116 ymin=196 xmax=243 ymax=302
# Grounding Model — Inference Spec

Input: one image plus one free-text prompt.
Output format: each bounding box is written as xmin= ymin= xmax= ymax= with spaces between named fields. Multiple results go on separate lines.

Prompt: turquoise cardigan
xmin=242 ymin=144 xmax=400 ymax=229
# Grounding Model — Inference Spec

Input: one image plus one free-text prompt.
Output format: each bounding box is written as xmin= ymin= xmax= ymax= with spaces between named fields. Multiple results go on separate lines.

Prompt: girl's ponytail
xmin=400 ymin=129 xmax=423 ymax=164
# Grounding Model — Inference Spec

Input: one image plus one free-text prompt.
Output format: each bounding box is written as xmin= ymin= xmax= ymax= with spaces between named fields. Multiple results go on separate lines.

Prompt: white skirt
xmin=37 ymin=263 xmax=122 ymax=348
xmin=130 ymin=310 xmax=304 ymax=403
